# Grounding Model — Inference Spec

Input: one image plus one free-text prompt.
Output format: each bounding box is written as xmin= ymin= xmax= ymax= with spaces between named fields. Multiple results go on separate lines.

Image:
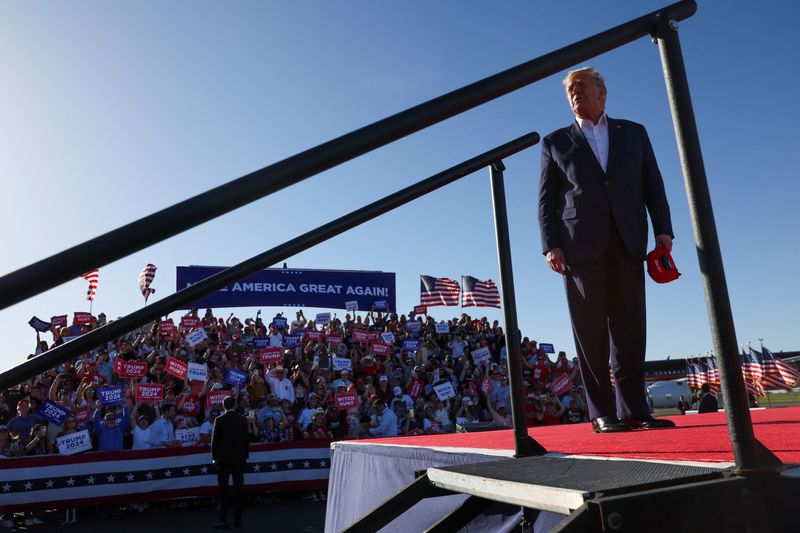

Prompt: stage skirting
xmin=0 ymin=440 xmax=330 ymax=512
xmin=325 ymin=407 xmax=800 ymax=532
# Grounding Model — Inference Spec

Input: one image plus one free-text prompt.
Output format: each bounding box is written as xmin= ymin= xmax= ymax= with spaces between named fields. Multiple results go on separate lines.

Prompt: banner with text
xmin=176 ymin=267 xmax=395 ymax=311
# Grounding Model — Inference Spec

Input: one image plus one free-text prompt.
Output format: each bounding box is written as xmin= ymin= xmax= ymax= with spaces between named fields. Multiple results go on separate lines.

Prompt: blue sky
xmin=1 ymin=1 xmax=798 ymax=373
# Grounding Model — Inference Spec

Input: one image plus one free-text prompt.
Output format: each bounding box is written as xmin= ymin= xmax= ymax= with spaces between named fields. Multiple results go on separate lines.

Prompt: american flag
xmin=706 ymin=355 xmax=720 ymax=385
xmin=461 ymin=276 xmax=501 ymax=308
xmin=740 ymin=347 xmax=765 ymax=397
xmin=420 ymin=275 xmax=460 ymax=306
xmin=760 ymin=345 xmax=798 ymax=390
xmin=139 ymin=264 xmax=157 ymax=302
xmin=685 ymin=359 xmax=702 ymax=389
xmin=80 ymin=269 xmax=99 ymax=301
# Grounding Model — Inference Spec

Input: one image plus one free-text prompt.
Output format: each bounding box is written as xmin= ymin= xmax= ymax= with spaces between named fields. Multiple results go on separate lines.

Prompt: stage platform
xmin=325 ymin=407 xmax=800 ymax=532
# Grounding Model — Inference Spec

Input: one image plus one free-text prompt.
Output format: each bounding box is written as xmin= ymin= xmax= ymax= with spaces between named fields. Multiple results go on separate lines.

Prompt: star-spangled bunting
xmin=0 ymin=443 xmax=330 ymax=510
xmin=419 ymin=275 xmax=460 ymax=306
xmin=461 ymin=276 xmax=501 ymax=308
xmin=80 ymin=269 xmax=99 ymax=301
xmin=138 ymin=264 xmax=157 ymax=303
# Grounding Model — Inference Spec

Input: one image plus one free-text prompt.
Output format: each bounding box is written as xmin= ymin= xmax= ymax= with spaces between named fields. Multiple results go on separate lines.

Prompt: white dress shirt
xmin=576 ymin=113 xmax=609 ymax=172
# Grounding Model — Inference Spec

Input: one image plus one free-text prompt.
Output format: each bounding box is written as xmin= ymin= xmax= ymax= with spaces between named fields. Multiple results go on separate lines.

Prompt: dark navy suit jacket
xmin=211 ymin=411 xmax=250 ymax=464
xmin=538 ymin=117 xmax=673 ymax=264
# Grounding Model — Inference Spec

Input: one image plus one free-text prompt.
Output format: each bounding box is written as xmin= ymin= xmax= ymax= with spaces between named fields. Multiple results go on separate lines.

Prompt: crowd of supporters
xmin=0 ymin=307 xmax=591 ymax=459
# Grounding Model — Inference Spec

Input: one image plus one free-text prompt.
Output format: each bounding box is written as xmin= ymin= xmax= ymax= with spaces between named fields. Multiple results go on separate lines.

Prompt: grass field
xmin=759 ymin=389 xmax=800 ymax=407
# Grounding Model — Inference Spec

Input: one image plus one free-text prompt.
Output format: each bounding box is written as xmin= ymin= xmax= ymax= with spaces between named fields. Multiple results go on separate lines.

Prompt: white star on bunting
xmin=200 ymin=466 xmax=208 ymax=474
xmin=126 ymin=474 xmax=135 ymax=482
xmin=270 ymin=463 xmax=278 ymax=471
xmin=164 ymin=470 xmax=172 ymax=477
xmin=286 ymin=462 xmax=294 ymax=469
xmin=145 ymin=472 xmax=154 ymax=480
xmin=2 ymin=484 xmax=10 ymax=492
xmin=46 ymin=480 xmax=55 ymax=488
xmin=66 ymin=478 xmax=75 ymax=486
xmin=24 ymin=481 xmax=33 ymax=490
xmin=303 ymin=461 xmax=310 ymax=469
xmin=253 ymin=464 xmax=261 ymax=472
xmin=87 ymin=476 xmax=95 ymax=485
xmin=182 ymin=468 xmax=191 ymax=476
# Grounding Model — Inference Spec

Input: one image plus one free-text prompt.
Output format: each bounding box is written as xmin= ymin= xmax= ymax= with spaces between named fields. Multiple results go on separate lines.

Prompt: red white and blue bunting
xmin=0 ymin=441 xmax=330 ymax=512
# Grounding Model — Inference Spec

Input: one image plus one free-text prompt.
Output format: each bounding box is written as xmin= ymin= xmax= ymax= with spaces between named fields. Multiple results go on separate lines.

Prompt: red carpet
xmin=370 ymin=407 xmax=800 ymax=464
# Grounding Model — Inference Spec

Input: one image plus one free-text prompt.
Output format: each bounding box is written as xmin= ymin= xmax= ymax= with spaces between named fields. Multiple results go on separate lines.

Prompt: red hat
xmin=647 ymin=245 xmax=680 ymax=284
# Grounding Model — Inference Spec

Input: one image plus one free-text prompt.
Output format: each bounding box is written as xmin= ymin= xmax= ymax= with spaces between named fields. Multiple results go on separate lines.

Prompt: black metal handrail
xmin=0 ymin=132 xmax=539 ymax=390
xmin=0 ymin=0 xmax=696 ymax=311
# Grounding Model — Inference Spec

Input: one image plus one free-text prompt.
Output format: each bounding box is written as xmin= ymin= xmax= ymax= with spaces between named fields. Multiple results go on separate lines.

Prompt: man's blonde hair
xmin=563 ymin=67 xmax=606 ymax=91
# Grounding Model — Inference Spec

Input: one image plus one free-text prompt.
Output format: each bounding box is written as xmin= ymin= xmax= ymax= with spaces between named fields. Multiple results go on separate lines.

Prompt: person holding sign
xmin=538 ymin=67 xmax=675 ymax=433
xmin=211 ymin=396 xmax=250 ymax=529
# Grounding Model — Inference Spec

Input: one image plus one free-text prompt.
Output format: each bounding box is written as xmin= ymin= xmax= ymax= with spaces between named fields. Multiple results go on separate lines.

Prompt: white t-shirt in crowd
xmin=132 ymin=426 xmax=152 ymax=450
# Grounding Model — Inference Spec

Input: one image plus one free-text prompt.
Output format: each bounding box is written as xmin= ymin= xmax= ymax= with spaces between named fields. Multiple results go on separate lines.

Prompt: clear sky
xmin=1 ymin=1 xmax=798 ymax=374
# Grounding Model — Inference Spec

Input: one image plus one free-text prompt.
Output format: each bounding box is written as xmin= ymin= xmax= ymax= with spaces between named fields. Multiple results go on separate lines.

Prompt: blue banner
xmin=373 ymin=300 xmax=388 ymax=311
xmin=402 ymin=339 xmax=420 ymax=352
xmin=252 ymin=338 xmax=270 ymax=349
xmin=225 ymin=368 xmax=248 ymax=387
xmin=176 ymin=267 xmax=395 ymax=311
xmin=28 ymin=316 xmax=52 ymax=333
xmin=272 ymin=317 xmax=288 ymax=329
xmin=37 ymin=400 xmax=70 ymax=425
xmin=98 ymin=385 xmax=124 ymax=406
xmin=539 ymin=343 xmax=555 ymax=354
xmin=283 ymin=334 xmax=302 ymax=348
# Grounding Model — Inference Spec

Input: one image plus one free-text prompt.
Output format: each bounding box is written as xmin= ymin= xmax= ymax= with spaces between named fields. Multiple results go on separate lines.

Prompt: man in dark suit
xmin=211 ymin=396 xmax=250 ymax=528
xmin=538 ymin=67 xmax=676 ymax=433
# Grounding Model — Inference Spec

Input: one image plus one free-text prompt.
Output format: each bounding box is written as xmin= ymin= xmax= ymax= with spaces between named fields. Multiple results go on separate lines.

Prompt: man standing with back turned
xmin=212 ymin=395 xmax=250 ymax=528
xmin=538 ymin=67 xmax=676 ymax=433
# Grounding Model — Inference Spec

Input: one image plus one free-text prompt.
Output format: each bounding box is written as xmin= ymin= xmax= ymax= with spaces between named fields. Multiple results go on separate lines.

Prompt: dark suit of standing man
xmin=212 ymin=396 xmax=250 ymax=527
xmin=538 ymin=67 xmax=676 ymax=433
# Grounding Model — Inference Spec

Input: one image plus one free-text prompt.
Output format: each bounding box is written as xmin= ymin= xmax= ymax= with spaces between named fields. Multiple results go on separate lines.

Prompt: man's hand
xmin=545 ymin=248 xmax=567 ymax=275
xmin=655 ymin=234 xmax=673 ymax=252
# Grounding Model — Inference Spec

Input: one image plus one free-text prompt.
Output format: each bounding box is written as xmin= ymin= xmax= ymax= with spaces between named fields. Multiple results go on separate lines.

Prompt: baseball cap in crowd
xmin=379 ymin=375 xmax=388 ymax=382
xmin=647 ymin=244 xmax=680 ymax=284
xmin=393 ymin=386 xmax=402 ymax=396
xmin=104 ymin=411 xmax=116 ymax=420
xmin=308 ymin=392 xmax=317 ymax=398
xmin=341 ymin=369 xmax=350 ymax=376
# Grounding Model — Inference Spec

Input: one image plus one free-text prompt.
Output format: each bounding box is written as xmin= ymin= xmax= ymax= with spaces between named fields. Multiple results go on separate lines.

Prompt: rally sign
xmin=282 ymin=334 xmax=302 ymax=348
xmin=272 ymin=316 xmax=288 ymax=329
xmin=37 ymin=399 xmax=70 ymax=425
xmin=186 ymin=328 xmax=208 ymax=347
xmin=402 ymin=339 xmax=420 ymax=352
xmin=180 ymin=316 xmax=201 ymax=330
xmin=326 ymin=334 xmax=342 ymax=345
xmin=225 ymin=368 xmax=248 ymax=387
xmin=206 ymin=390 xmax=228 ymax=409
xmin=549 ymin=374 xmax=573 ymax=396
xmin=345 ymin=300 xmax=358 ymax=311
xmin=258 ymin=347 xmax=284 ymax=365
xmin=334 ymin=392 xmax=359 ymax=410
xmin=28 ymin=316 xmax=52 ymax=333
xmin=187 ymin=362 xmax=208 ymax=382
xmin=114 ymin=359 xmax=148 ymax=378
xmin=539 ymin=343 xmax=555 ymax=354
xmin=304 ymin=330 xmax=324 ymax=342
xmin=371 ymin=343 xmax=390 ymax=357
xmin=57 ymin=429 xmax=93 ymax=456
xmin=380 ymin=332 xmax=395 ymax=344
xmin=73 ymin=312 xmax=93 ymax=325
xmin=159 ymin=320 xmax=177 ymax=334
xmin=98 ymin=385 xmax=124 ymax=406
xmin=352 ymin=329 xmax=374 ymax=343
xmin=51 ymin=315 xmax=68 ymax=328
xmin=175 ymin=427 xmax=201 ymax=446
xmin=75 ymin=408 xmax=89 ymax=430
xmin=252 ymin=337 xmax=270 ymax=349
xmin=435 ymin=322 xmax=450 ymax=334
xmin=373 ymin=300 xmax=388 ymax=311
xmin=165 ymin=357 xmax=188 ymax=380
xmin=434 ymin=382 xmax=456 ymax=401
xmin=413 ymin=305 xmax=427 ymax=315
xmin=471 ymin=346 xmax=491 ymax=367
xmin=407 ymin=378 xmax=424 ymax=401
xmin=136 ymin=383 xmax=165 ymax=403
xmin=315 ymin=313 xmax=331 ymax=326
xmin=332 ymin=358 xmax=352 ymax=371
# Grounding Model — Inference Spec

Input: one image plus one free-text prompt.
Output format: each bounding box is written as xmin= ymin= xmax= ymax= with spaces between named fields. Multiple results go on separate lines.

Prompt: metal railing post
xmin=654 ymin=17 xmax=779 ymax=472
xmin=489 ymin=161 xmax=543 ymax=457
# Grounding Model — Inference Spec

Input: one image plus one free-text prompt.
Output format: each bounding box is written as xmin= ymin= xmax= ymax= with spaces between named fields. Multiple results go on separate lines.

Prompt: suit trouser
xmin=564 ymin=225 xmax=649 ymax=421
xmin=217 ymin=461 xmax=244 ymax=523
